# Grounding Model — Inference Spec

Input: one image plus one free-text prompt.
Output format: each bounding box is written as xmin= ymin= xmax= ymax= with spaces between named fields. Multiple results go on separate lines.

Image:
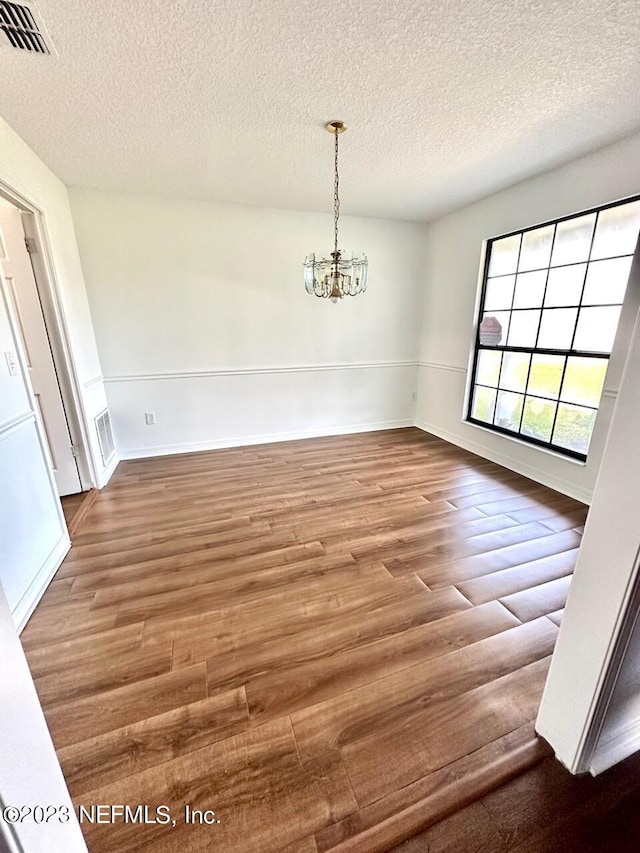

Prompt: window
xmin=467 ymin=196 xmax=640 ymax=460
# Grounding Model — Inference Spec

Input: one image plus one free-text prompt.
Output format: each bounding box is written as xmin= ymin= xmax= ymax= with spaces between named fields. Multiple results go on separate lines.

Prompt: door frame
xmin=536 ymin=237 xmax=640 ymax=775
xmin=0 ymin=178 xmax=97 ymax=491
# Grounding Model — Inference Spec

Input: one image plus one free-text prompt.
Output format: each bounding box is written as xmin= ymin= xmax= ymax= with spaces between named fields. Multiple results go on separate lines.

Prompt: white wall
xmin=416 ymin=131 xmax=640 ymax=503
xmin=69 ymin=190 xmax=425 ymax=457
xmin=0 ymin=114 xmax=112 ymax=486
xmin=0 ymin=583 xmax=86 ymax=852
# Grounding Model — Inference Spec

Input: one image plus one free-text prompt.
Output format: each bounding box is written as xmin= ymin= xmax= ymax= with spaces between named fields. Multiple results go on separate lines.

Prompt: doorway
xmin=0 ymin=197 xmax=83 ymax=497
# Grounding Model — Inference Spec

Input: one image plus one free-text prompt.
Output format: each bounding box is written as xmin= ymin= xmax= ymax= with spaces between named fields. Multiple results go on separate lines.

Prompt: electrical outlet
xmin=411 ymin=391 xmax=417 ymax=402
xmin=4 ymin=351 xmax=18 ymax=376
xmin=145 ymin=412 xmax=156 ymax=425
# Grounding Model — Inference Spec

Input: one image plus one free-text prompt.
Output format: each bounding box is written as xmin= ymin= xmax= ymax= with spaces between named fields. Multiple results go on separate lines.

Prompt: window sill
xmin=464 ymin=417 xmax=588 ymax=467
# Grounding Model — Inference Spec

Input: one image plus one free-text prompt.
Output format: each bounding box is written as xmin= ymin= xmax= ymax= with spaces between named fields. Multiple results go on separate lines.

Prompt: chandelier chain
xmin=333 ymin=129 xmax=340 ymax=256
xmin=303 ymin=119 xmax=368 ymax=299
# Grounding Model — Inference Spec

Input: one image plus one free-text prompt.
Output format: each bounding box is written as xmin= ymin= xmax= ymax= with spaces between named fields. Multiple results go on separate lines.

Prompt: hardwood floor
xmin=21 ymin=428 xmax=589 ymax=852
xmin=61 ymin=488 xmax=99 ymax=537
xmin=61 ymin=491 xmax=86 ymax=524
xmin=389 ymin=747 xmax=640 ymax=853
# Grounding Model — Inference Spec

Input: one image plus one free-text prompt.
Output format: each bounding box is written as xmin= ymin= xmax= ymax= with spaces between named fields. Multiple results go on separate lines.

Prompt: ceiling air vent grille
xmin=95 ymin=409 xmax=115 ymax=466
xmin=0 ymin=1 xmax=52 ymax=54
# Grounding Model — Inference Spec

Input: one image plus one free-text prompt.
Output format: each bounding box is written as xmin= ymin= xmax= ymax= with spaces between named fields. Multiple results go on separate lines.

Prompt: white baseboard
xmin=590 ymin=721 xmax=640 ymax=776
xmin=113 ymin=413 xmax=592 ymax=504
xmin=118 ymin=419 xmax=414 ymax=460
xmin=415 ymin=419 xmax=592 ymax=505
xmin=13 ymin=534 xmax=70 ymax=633
xmin=97 ymin=452 xmax=119 ymax=488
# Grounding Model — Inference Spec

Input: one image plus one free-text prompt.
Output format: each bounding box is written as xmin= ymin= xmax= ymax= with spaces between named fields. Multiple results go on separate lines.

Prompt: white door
xmin=0 ymin=202 xmax=81 ymax=496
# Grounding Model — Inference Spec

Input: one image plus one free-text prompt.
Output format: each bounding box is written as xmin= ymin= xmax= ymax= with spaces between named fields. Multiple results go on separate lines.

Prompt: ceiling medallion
xmin=304 ymin=120 xmax=368 ymax=302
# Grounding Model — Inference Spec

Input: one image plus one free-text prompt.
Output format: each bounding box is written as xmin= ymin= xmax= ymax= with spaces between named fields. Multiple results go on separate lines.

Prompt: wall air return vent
xmin=95 ymin=408 xmax=115 ymax=466
xmin=0 ymin=1 xmax=55 ymax=54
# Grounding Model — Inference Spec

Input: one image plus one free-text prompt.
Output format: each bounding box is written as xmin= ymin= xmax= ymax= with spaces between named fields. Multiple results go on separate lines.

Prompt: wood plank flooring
xmin=21 ymin=428 xmax=588 ymax=852
xmin=61 ymin=488 xmax=99 ymax=537
xmin=61 ymin=491 xmax=86 ymax=524
xmin=389 ymin=744 xmax=640 ymax=853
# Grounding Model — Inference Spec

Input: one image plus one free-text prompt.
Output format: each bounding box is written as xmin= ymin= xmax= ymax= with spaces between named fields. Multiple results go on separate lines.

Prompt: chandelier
xmin=304 ymin=121 xmax=368 ymax=301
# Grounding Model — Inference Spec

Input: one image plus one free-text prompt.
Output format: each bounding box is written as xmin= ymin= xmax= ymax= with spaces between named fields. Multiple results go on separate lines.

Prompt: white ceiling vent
xmin=0 ymin=1 xmax=55 ymax=55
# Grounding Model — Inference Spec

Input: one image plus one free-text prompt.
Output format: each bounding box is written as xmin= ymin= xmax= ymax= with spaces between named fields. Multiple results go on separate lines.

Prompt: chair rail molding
xmin=418 ymin=360 xmax=467 ymax=374
xmin=0 ymin=410 xmax=36 ymax=440
xmin=103 ymin=360 xmax=419 ymax=383
xmin=82 ymin=374 xmax=104 ymax=389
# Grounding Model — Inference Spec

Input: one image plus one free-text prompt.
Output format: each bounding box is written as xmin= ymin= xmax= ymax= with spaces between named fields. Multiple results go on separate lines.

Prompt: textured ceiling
xmin=1 ymin=0 xmax=640 ymax=221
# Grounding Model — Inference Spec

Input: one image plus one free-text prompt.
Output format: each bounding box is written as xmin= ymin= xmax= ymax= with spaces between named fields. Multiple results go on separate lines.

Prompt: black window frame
xmin=466 ymin=193 xmax=640 ymax=462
